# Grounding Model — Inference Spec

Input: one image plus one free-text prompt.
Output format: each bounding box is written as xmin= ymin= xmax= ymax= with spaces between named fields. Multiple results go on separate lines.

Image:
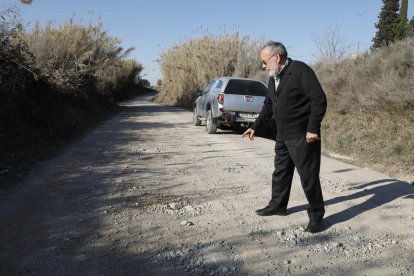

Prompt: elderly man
xmin=242 ymin=41 xmax=327 ymax=233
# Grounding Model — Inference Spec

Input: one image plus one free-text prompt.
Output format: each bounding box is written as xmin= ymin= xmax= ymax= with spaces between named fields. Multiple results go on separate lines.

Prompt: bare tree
xmin=312 ymin=24 xmax=353 ymax=63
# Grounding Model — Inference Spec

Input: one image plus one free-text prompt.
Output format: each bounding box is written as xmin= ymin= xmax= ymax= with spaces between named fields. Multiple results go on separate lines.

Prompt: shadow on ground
xmin=287 ymin=178 xmax=414 ymax=230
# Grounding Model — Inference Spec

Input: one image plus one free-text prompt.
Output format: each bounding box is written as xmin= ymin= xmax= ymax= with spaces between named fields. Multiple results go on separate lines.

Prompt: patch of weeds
xmin=321 ymin=123 xmax=330 ymax=131
xmin=336 ymin=133 xmax=353 ymax=149
xmin=391 ymin=125 xmax=400 ymax=133
xmin=391 ymin=143 xmax=405 ymax=155
xmin=356 ymin=145 xmax=365 ymax=153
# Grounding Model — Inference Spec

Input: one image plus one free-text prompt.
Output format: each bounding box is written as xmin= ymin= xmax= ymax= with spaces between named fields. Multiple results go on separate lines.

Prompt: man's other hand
xmin=306 ymin=132 xmax=320 ymax=143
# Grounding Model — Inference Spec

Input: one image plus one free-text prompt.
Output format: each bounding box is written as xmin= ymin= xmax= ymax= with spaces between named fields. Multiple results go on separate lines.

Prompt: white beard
xmin=269 ymin=69 xmax=277 ymax=77
xmin=268 ymin=64 xmax=279 ymax=77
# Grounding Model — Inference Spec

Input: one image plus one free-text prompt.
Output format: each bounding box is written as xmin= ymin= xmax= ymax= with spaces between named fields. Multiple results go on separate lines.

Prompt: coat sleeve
xmin=251 ymin=79 xmax=274 ymax=131
xmin=301 ymin=65 xmax=327 ymax=135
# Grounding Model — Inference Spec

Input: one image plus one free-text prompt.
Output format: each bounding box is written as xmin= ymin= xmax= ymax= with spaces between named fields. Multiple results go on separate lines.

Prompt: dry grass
xmin=316 ymin=40 xmax=414 ymax=182
xmin=314 ymin=39 xmax=414 ymax=112
xmin=23 ymin=20 xmax=143 ymax=97
xmin=156 ymin=31 xmax=267 ymax=109
xmin=321 ymin=108 xmax=413 ymax=182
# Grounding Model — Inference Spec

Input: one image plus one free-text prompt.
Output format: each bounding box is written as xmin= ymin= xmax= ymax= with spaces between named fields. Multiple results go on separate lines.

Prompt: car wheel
xmin=193 ymin=107 xmax=201 ymax=126
xmin=206 ymin=110 xmax=217 ymax=134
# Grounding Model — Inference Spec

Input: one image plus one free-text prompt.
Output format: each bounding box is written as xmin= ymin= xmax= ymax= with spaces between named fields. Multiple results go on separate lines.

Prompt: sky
xmin=2 ymin=0 xmax=414 ymax=85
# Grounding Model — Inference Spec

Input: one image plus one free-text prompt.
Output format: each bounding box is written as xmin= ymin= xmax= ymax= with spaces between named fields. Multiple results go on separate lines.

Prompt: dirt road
xmin=1 ymin=94 xmax=413 ymax=275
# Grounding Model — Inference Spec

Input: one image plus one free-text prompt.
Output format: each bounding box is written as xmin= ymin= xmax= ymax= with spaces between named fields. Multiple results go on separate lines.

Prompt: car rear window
xmin=224 ymin=80 xmax=268 ymax=96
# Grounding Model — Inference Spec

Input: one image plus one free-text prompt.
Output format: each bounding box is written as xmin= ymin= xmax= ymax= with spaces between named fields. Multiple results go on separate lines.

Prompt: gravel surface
xmin=0 ymin=93 xmax=413 ymax=275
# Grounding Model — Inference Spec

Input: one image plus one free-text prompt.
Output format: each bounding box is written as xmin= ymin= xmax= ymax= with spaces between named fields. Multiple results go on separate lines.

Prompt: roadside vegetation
xmin=156 ymin=31 xmax=268 ymax=108
xmin=0 ymin=7 xmax=150 ymax=186
xmin=314 ymin=40 xmax=413 ymax=182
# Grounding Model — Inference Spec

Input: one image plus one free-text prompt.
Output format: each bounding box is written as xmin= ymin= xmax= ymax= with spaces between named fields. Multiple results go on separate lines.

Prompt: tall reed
xmin=156 ymin=31 xmax=266 ymax=109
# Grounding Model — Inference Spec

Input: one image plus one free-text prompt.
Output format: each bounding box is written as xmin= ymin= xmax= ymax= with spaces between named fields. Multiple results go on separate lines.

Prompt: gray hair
xmin=262 ymin=41 xmax=288 ymax=58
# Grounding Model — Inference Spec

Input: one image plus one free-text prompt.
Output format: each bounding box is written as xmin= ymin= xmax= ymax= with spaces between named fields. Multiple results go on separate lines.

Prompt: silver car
xmin=193 ymin=77 xmax=268 ymax=134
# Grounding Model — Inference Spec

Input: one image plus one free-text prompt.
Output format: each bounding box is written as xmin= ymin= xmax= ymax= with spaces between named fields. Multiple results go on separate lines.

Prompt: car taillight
xmin=217 ymin=93 xmax=224 ymax=105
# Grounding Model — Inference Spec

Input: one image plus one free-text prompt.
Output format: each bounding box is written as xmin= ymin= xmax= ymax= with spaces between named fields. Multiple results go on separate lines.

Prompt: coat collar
xmin=272 ymin=58 xmax=293 ymax=96
xmin=279 ymin=58 xmax=293 ymax=76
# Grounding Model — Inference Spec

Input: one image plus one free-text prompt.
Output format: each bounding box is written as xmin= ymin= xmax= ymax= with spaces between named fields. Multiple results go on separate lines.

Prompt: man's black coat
xmin=251 ymin=58 xmax=327 ymax=140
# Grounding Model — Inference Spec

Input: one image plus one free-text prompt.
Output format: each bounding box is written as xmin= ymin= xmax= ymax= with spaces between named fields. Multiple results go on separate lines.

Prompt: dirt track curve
xmin=1 ymin=93 xmax=413 ymax=275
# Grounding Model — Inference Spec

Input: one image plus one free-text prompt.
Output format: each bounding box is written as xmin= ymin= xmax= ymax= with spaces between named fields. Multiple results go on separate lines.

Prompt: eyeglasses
xmin=262 ymin=53 xmax=276 ymax=66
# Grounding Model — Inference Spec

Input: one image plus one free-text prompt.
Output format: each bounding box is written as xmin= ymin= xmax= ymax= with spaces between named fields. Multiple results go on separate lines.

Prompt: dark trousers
xmin=269 ymin=137 xmax=325 ymax=221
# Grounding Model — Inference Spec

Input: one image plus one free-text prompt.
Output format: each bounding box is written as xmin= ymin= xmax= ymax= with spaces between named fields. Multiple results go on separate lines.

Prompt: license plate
xmin=238 ymin=112 xmax=258 ymax=119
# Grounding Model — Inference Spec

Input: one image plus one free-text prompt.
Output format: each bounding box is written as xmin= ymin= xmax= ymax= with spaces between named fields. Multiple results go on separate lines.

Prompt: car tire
xmin=193 ymin=107 xmax=202 ymax=126
xmin=206 ymin=110 xmax=217 ymax=134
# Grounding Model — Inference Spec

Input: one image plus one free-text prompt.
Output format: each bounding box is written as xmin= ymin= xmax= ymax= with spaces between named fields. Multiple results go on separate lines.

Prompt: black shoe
xmin=305 ymin=220 xmax=324 ymax=233
xmin=255 ymin=206 xmax=287 ymax=216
